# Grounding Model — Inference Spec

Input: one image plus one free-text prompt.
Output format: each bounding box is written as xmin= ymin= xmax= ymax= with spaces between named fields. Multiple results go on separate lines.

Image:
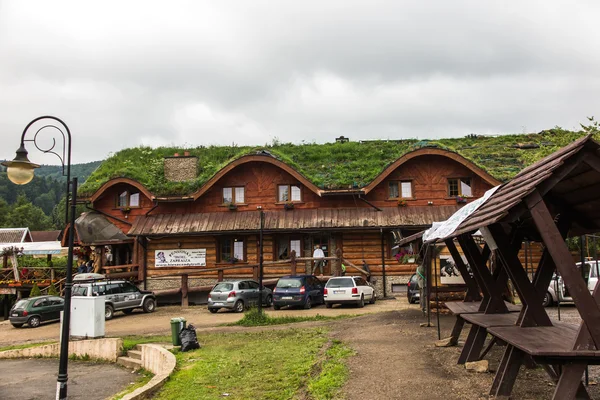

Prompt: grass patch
xmin=111 ymin=368 xmax=154 ymax=400
xmin=226 ymin=308 xmax=358 ymax=327
xmin=154 ymin=327 xmax=353 ymax=400
xmin=308 ymin=339 xmax=355 ymax=400
xmin=121 ymin=335 xmax=172 ymax=352
xmin=0 ymin=341 xmax=54 ymax=352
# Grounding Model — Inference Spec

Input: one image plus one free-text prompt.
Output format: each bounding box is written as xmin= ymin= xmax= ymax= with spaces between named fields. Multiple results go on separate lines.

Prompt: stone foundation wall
xmin=371 ymin=275 xmax=410 ymax=298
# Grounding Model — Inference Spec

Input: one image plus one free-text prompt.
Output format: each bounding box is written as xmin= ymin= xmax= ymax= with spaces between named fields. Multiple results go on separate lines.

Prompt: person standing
xmin=313 ymin=245 xmax=325 ymax=275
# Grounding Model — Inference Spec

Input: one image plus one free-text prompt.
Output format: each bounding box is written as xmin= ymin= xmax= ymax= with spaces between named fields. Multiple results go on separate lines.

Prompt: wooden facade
xmin=81 ymin=148 xmax=500 ymax=295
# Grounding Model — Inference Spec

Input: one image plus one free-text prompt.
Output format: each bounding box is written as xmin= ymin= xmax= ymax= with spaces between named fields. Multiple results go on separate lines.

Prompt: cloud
xmin=0 ymin=0 xmax=599 ymax=164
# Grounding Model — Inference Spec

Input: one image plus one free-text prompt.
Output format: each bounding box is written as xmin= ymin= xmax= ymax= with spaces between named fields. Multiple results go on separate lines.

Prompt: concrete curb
xmin=121 ymin=344 xmax=177 ymax=400
xmin=0 ymin=338 xmax=123 ymax=362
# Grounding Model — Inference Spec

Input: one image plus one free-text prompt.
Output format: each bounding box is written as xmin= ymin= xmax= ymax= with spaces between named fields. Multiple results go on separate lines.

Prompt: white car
xmin=324 ymin=276 xmax=376 ymax=308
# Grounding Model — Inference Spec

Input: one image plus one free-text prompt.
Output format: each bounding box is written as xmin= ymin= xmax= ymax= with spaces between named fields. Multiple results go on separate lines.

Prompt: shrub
xmin=29 ymin=283 xmax=42 ymax=297
xmin=47 ymin=282 xmax=59 ymax=296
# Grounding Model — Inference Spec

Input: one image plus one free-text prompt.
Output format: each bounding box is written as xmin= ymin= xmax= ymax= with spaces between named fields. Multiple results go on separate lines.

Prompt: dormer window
xmin=117 ymin=191 xmax=140 ymax=208
xmin=223 ymin=187 xmax=245 ymax=204
xmin=388 ymin=181 xmax=413 ymax=199
xmin=278 ymin=184 xmax=302 ymax=202
xmin=448 ymin=178 xmax=472 ymax=197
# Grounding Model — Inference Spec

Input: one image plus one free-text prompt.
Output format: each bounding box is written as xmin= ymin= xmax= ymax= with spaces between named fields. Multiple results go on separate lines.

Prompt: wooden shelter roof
xmin=0 ymin=228 xmax=32 ymax=243
xmin=444 ymin=134 xmax=600 ymax=240
xmin=128 ymin=206 xmax=460 ymax=236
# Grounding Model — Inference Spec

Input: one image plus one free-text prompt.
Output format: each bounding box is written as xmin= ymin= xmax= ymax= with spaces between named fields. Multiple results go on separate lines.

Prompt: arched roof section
xmin=87 ymin=178 xmax=155 ymax=203
xmin=192 ymin=155 xmax=322 ymax=200
xmin=362 ymin=148 xmax=501 ymax=195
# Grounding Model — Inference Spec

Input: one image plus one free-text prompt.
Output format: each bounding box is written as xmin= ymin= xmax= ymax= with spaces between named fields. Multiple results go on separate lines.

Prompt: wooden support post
xmin=218 ymin=269 xmax=224 ymax=282
xmin=490 ymin=345 xmax=525 ymax=397
xmin=445 ymin=239 xmax=481 ymax=301
xmin=449 ymin=316 xmax=465 ymax=346
xmin=336 ymin=248 xmax=342 ymax=277
xmin=527 ymin=190 xmax=600 ymax=346
xmin=553 ymin=363 xmax=590 ymax=400
xmin=290 ymin=250 xmax=297 ymax=276
xmin=2 ymin=254 xmax=7 ymax=268
xmin=253 ymin=266 xmax=259 ymax=281
xmin=181 ymin=274 xmax=189 ymax=307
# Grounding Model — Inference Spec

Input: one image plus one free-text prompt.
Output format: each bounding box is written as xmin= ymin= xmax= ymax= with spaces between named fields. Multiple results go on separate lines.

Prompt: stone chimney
xmin=164 ymin=152 xmax=198 ymax=182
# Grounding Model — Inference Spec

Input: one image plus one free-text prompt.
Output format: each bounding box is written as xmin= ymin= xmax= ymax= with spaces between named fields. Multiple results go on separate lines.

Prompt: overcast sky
xmin=1 ymin=1 xmax=599 ymax=164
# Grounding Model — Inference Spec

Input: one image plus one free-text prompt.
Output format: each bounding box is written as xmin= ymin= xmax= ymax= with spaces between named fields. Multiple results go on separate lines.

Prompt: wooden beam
xmin=488 ymin=224 xmax=552 ymax=327
xmin=181 ymin=274 xmax=189 ymax=307
xmin=445 ymin=239 xmax=481 ymax=301
xmin=526 ymin=190 xmax=600 ymax=347
xmin=458 ymin=234 xmax=507 ymax=313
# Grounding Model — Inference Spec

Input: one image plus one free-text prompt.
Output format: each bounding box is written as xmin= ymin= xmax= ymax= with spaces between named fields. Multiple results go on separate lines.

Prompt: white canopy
xmin=422 ymin=185 xmax=500 ymax=243
xmin=0 ymin=241 xmax=65 ymax=255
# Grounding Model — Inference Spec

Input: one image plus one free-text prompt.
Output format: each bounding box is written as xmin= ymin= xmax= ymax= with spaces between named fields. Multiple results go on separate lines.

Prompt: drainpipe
xmin=380 ymin=228 xmax=387 ymax=298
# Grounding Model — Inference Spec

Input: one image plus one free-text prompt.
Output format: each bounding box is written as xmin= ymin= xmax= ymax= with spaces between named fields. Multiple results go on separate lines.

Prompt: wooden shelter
xmin=432 ymin=134 xmax=600 ymax=399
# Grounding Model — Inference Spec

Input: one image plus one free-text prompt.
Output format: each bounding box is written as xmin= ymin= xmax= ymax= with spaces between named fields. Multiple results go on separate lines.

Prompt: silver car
xmin=208 ymin=280 xmax=273 ymax=313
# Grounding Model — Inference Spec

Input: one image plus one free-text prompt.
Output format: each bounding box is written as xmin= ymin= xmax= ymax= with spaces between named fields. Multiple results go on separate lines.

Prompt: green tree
xmin=0 ymin=198 xmax=9 ymax=226
xmin=6 ymin=195 xmax=53 ymax=230
xmin=47 ymin=282 xmax=59 ymax=296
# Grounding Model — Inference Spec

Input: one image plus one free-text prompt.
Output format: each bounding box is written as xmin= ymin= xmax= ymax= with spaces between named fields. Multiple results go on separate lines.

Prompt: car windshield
xmin=212 ymin=283 xmax=233 ymax=292
xmin=326 ymin=278 xmax=355 ymax=288
xmin=72 ymin=286 xmax=88 ymax=296
xmin=589 ymin=262 xmax=600 ymax=278
xmin=276 ymin=278 xmax=303 ymax=288
xmin=14 ymin=299 xmax=29 ymax=309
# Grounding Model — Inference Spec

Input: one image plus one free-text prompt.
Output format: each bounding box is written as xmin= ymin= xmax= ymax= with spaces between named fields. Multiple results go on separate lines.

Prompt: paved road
xmin=0 ymin=298 xmax=409 ymax=347
xmin=0 ymin=358 xmax=141 ymax=400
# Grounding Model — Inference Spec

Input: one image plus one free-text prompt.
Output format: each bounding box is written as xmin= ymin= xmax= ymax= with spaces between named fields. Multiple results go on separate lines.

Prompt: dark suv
xmin=72 ymin=275 xmax=156 ymax=320
xmin=273 ymin=275 xmax=324 ymax=309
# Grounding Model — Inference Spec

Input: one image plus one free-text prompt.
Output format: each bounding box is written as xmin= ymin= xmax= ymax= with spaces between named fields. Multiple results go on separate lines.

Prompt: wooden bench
xmin=488 ymin=322 xmax=600 ymax=361
xmin=446 ymin=300 xmax=520 ymax=316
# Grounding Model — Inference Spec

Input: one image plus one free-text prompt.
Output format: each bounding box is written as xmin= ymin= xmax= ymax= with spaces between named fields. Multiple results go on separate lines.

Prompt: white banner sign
xmin=155 ymin=249 xmax=206 ymax=267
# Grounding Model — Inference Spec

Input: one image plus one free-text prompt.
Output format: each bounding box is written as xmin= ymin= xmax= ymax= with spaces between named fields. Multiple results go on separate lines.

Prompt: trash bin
xmin=170 ymin=317 xmax=187 ymax=346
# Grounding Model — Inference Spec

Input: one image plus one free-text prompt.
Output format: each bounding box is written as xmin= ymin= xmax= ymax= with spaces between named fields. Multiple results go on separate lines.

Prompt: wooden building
xmin=75 ymin=145 xmax=502 ymax=297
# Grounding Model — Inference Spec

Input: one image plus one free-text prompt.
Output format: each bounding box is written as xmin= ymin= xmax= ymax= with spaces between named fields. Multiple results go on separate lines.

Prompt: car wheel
xmin=326 ymin=302 xmax=333 ymax=309
xmin=122 ymin=309 xmax=134 ymax=315
xmin=11 ymin=323 xmax=23 ymax=328
xmin=358 ymin=295 xmax=365 ymax=308
xmin=209 ymin=308 xmax=218 ymax=314
xmin=143 ymin=298 xmax=156 ymax=313
xmin=105 ymin=304 xmax=114 ymax=320
xmin=28 ymin=316 xmax=41 ymax=328
xmin=273 ymin=304 xmax=281 ymax=310
xmin=369 ymin=293 xmax=376 ymax=304
xmin=265 ymin=295 xmax=273 ymax=307
xmin=234 ymin=300 xmax=244 ymax=313
xmin=304 ymin=297 xmax=312 ymax=309
xmin=542 ymin=292 xmax=553 ymax=307
xmin=408 ymin=296 xmax=414 ymax=304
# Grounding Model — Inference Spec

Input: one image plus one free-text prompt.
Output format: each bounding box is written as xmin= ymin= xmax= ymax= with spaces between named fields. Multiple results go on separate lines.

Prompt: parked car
xmin=543 ymin=261 xmax=599 ymax=307
xmin=407 ymin=273 xmax=420 ymax=304
xmin=72 ymin=273 xmax=156 ymax=320
xmin=273 ymin=275 xmax=324 ymax=309
xmin=9 ymin=295 xmax=64 ymax=328
xmin=324 ymin=276 xmax=376 ymax=308
xmin=208 ymin=280 xmax=273 ymax=313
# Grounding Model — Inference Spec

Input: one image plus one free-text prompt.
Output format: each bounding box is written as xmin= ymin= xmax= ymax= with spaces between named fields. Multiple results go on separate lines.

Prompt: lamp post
xmin=2 ymin=116 xmax=76 ymax=400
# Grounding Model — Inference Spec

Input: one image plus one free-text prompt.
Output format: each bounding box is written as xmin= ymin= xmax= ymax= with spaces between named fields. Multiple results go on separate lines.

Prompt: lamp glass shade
xmin=6 ymin=164 xmax=36 ymax=185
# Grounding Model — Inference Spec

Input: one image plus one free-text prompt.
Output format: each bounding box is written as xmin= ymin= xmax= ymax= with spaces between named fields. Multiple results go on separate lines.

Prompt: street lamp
xmin=2 ymin=116 xmax=77 ymax=400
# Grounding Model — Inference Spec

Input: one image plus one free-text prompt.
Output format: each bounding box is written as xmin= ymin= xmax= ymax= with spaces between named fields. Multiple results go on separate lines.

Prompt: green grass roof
xmin=78 ymin=128 xmax=591 ymax=197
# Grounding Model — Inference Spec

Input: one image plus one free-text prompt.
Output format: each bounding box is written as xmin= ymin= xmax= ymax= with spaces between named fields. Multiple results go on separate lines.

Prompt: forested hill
xmin=0 ymin=160 xmax=102 ymax=230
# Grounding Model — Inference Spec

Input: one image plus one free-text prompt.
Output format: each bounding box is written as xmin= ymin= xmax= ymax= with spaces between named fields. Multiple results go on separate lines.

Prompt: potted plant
xmin=456 ymin=195 xmax=467 ymax=204
xmin=225 ymin=202 xmax=237 ymax=210
xmin=284 ymin=202 xmax=294 ymax=210
xmin=227 ymin=256 xmax=239 ymax=263
xmin=398 ymin=199 xmax=407 ymax=207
